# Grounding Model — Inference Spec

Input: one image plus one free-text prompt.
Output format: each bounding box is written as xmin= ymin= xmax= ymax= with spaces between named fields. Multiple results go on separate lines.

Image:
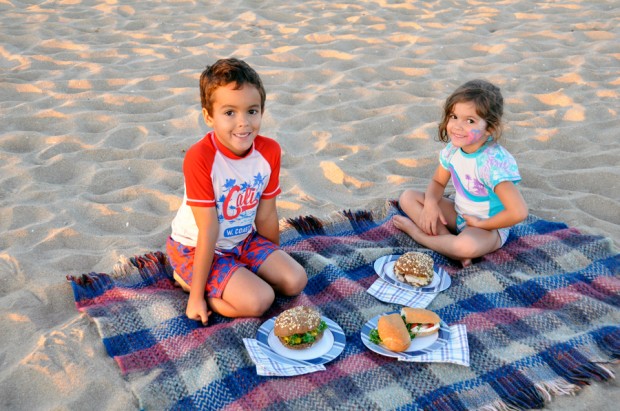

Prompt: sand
xmin=1 ymin=0 xmax=618 ymax=409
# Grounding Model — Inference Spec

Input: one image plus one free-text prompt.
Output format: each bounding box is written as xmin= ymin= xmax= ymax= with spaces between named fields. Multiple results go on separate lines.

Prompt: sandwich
xmin=393 ymin=252 xmax=435 ymax=287
xmin=368 ymin=308 xmax=441 ymax=352
xmin=371 ymin=313 xmax=411 ymax=352
xmin=273 ymin=306 xmax=328 ymax=350
xmin=400 ymin=307 xmax=440 ymax=337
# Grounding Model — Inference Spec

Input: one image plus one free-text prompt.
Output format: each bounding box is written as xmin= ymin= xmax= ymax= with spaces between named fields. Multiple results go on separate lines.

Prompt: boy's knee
xmin=280 ymin=265 xmax=307 ymax=296
xmin=244 ymin=288 xmax=275 ymax=317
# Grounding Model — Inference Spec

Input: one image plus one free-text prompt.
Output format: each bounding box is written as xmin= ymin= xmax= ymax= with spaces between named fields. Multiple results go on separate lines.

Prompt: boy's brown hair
xmin=438 ymin=79 xmax=504 ymax=142
xmin=200 ymin=58 xmax=266 ymax=115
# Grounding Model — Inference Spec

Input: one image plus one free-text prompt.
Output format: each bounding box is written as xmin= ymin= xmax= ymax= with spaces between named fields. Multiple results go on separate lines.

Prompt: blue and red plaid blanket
xmin=68 ymin=201 xmax=620 ymax=410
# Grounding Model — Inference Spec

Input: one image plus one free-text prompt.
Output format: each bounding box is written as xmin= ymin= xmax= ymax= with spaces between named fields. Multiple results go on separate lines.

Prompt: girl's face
xmin=203 ymin=82 xmax=263 ymax=157
xmin=446 ymin=101 xmax=491 ymax=153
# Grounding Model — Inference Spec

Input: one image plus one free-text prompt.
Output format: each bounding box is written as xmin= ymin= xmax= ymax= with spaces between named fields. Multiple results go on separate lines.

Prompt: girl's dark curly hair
xmin=438 ymin=79 xmax=504 ymax=142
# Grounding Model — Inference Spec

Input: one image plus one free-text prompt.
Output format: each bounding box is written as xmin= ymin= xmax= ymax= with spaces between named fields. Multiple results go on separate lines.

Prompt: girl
xmin=393 ymin=80 xmax=528 ymax=267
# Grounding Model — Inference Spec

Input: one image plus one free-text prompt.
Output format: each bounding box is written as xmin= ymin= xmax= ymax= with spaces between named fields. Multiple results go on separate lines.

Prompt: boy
xmin=167 ymin=58 xmax=307 ymax=325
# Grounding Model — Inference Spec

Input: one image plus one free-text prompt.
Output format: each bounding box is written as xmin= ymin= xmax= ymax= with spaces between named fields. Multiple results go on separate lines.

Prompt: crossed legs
xmin=393 ymin=189 xmax=501 ymax=267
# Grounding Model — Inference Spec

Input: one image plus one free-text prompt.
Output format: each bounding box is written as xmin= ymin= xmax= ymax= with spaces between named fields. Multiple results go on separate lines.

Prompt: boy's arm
xmin=464 ymin=181 xmax=528 ymax=230
xmin=254 ymin=197 xmax=280 ymax=246
xmin=187 ymin=205 xmax=219 ymax=325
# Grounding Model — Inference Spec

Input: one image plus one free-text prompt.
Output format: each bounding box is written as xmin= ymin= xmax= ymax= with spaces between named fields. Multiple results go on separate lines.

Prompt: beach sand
xmin=1 ymin=0 xmax=618 ymax=409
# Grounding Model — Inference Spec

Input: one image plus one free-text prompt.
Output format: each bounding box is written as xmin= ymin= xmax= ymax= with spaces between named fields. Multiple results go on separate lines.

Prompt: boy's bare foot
xmin=173 ymin=271 xmax=191 ymax=293
xmin=461 ymin=258 xmax=472 ymax=267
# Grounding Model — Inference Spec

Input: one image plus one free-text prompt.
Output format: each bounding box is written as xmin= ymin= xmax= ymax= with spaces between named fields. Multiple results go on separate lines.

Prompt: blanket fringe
xmin=281 ymin=199 xmax=400 ymax=235
xmin=112 ymin=251 xmax=172 ymax=282
xmin=65 ymin=271 xmax=113 ymax=289
xmin=112 ymin=255 xmax=139 ymax=278
xmin=599 ymin=327 xmax=620 ymax=358
xmin=534 ymin=379 xmax=580 ymax=403
xmin=67 ymin=251 xmax=172 ymax=304
xmin=475 ymin=378 xmax=581 ymax=411
xmin=284 ymin=214 xmax=326 ymax=235
xmin=547 ymin=348 xmax=617 ymax=386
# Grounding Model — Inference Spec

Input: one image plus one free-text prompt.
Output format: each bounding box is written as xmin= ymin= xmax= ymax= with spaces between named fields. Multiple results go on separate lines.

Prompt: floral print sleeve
xmin=476 ymin=143 xmax=521 ymax=190
xmin=439 ymin=143 xmax=459 ymax=170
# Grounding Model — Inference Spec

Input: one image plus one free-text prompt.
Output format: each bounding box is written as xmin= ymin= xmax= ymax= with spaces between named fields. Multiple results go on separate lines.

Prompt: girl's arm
xmin=255 ymin=197 xmax=279 ymax=245
xmin=464 ymin=181 xmax=528 ymax=230
xmin=420 ymin=166 xmax=451 ymax=235
xmin=187 ymin=206 xmax=219 ymax=325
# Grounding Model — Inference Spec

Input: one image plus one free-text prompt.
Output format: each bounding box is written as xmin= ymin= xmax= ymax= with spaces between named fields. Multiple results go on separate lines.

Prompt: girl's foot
xmin=392 ymin=215 xmax=423 ymax=241
xmin=395 ymin=215 xmax=474 ymax=268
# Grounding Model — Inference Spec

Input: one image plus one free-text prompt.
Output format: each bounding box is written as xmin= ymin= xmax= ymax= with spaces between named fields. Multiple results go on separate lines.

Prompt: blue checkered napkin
xmin=399 ymin=324 xmax=469 ymax=366
xmin=242 ymin=338 xmax=326 ymax=376
xmin=367 ymin=278 xmax=437 ymax=307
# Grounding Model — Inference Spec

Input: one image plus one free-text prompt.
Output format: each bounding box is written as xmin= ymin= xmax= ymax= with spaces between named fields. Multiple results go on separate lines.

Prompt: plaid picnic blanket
xmin=67 ymin=201 xmax=620 ymax=410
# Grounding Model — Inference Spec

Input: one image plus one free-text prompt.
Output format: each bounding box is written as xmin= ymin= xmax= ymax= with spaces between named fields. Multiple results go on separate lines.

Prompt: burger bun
xmin=393 ymin=252 xmax=434 ymax=287
xmin=274 ymin=306 xmax=325 ymax=350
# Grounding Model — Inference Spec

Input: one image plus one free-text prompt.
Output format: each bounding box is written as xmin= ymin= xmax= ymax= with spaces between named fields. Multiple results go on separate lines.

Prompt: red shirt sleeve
xmin=183 ymin=136 xmax=217 ymax=207
xmin=255 ymin=136 xmax=281 ymax=199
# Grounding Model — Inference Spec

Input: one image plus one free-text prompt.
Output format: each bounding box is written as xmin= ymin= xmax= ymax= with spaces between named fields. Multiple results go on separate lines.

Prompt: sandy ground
xmin=0 ymin=0 xmax=618 ymax=409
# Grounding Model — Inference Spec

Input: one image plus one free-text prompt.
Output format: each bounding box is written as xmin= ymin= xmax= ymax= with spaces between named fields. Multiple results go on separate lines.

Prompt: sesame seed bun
xmin=273 ymin=306 xmax=325 ymax=350
xmin=393 ymin=252 xmax=434 ymax=287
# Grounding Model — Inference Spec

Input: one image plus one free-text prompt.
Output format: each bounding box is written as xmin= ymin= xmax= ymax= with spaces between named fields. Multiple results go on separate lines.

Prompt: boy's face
xmin=203 ymin=82 xmax=263 ymax=157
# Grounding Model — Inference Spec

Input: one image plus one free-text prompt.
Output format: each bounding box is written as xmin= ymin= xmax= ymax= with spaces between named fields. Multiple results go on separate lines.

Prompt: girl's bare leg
xmin=395 ymin=189 xmax=501 ymax=266
xmin=397 ymin=189 xmax=457 ymax=235
xmin=395 ymin=219 xmax=501 ymax=266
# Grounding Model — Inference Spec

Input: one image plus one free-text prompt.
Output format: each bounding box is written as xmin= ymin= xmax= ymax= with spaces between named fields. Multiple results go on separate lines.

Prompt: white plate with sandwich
xmin=360 ymin=308 xmax=451 ymax=359
xmin=374 ymin=253 xmax=451 ymax=293
xmin=256 ymin=306 xmax=345 ymax=365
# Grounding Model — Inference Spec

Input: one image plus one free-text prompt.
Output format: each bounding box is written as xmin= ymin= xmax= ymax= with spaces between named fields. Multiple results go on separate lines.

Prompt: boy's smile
xmin=204 ymin=82 xmax=263 ymax=157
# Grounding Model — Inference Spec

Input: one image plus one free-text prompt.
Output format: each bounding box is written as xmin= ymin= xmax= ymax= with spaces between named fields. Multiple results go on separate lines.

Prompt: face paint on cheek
xmin=467 ymin=129 xmax=486 ymax=144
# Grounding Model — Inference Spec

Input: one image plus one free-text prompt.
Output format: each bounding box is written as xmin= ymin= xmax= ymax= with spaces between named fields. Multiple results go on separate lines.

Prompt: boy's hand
xmin=186 ymin=297 xmax=211 ymax=326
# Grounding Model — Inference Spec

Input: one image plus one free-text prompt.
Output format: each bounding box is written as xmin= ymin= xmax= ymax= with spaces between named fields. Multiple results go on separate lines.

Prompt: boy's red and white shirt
xmin=170 ymin=132 xmax=281 ymax=250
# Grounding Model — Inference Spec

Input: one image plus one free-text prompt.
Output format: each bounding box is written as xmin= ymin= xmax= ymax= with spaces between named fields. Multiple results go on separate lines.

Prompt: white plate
xmin=360 ymin=310 xmax=451 ymax=359
xmin=256 ymin=315 xmax=345 ymax=365
xmin=373 ymin=254 xmax=451 ymax=293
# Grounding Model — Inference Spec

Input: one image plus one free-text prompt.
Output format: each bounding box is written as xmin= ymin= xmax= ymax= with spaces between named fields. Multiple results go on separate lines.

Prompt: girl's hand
xmin=420 ymin=203 xmax=447 ymax=236
xmin=466 ymin=182 xmax=528 ymax=231
xmin=418 ymin=166 xmax=451 ymax=236
xmin=186 ymin=297 xmax=211 ymax=326
xmin=462 ymin=214 xmax=483 ymax=228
